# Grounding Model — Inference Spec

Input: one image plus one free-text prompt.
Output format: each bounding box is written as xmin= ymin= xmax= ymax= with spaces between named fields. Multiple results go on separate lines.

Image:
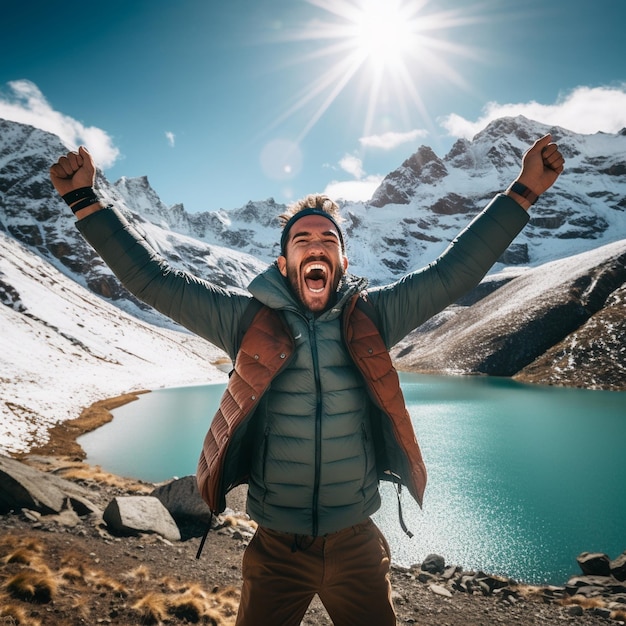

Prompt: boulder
xmin=0 ymin=455 xmax=99 ymax=518
xmin=611 ymin=551 xmax=626 ymax=582
xmin=577 ymin=551 xmax=611 ymax=576
xmin=151 ymin=475 xmax=212 ymax=524
xmin=566 ymin=575 xmax=626 ymax=596
xmin=421 ymin=553 xmax=445 ymax=575
xmin=0 ymin=454 xmax=67 ymax=514
xmin=103 ymin=496 xmax=181 ymax=541
xmin=429 ymin=583 xmax=452 ymax=598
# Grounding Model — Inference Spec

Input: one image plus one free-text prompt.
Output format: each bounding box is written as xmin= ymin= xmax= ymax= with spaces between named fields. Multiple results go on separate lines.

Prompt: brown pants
xmin=235 ymin=518 xmax=396 ymax=626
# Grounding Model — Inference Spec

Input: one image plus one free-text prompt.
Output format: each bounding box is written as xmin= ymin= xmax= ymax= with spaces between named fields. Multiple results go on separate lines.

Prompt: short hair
xmin=278 ymin=194 xmax=343 ymax=227
xmin=279 ymin=194 xmax=345 ymax=255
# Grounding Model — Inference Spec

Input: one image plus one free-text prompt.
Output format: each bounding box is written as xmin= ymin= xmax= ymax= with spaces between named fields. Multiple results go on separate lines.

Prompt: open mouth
xmin=303 ymin=262 xmax=328 ymax=293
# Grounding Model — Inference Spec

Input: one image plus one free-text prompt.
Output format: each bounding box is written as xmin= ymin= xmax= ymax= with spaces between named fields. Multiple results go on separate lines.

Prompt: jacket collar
xmin=248 ymin=263 xmax=368 ymax=321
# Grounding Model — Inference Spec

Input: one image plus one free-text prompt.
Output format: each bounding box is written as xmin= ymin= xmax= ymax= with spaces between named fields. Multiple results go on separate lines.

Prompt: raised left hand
xmin=517 ymin=134 xmax=565 ymax=197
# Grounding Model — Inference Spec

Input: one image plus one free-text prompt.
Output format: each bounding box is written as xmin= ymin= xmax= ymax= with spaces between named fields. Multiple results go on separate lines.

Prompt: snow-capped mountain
xmin=112 ymin=115 xmax=626 ymax=281
xmin=0 ymin=116 xmax=624 ymax=455
xmin=2 ymin=116 xmax=625 ymax=294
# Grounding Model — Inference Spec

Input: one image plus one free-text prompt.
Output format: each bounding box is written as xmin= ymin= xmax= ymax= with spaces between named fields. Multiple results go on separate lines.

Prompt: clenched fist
xmin=49 ymin=146 xmax=96 ymax=197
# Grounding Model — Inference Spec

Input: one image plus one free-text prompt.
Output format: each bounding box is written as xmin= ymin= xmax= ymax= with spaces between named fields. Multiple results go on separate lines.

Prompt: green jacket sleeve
xmin=75 ymin=206 xmax=250 ymax=357
xmin=369 ymin=194 xmax=530 ymax=348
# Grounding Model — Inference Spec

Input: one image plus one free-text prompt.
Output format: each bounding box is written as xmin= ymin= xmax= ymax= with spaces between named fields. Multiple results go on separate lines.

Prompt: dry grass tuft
xmin=58 ymin=550 xmax=92 ymax=576
xmin=57 ymin=463 xmax=152 ymax=492
xmin=157 ymin=575 xmax=181 ymax=592
xmin=5 ymin=567 xmax=58 ymax=603
xmin=211 ymin=585 xmax=240 ymax=600
xmin=67 ymin=595 xmax=92 ymax=622
xmin=58 ymin=565 xmax=86 ymax=584
xmin=131 ymin=586 xmax=236 ymax=625
xmin=515 ymin=583 xmax=545 ymax=601
xmin=611 ymin=608 xmax=626 ymax=621
xmin=0 ymin=601 xmax=41 ymax=626
xmin=168 ymin=591 xmax=206 ymax=622
xmin=176 ymin=581 xmax=207 ymax=597
xmin=3 ymin=547 xmax=41 ymax=567
xmin=220 ymin=516 xmax=238 ymax=528
xmin=132 ymin=591 xmax=169 ymax=625
xmin=0 ymin=535 xmax=44 ymax=558
xmin=84 ymin=569 xmax=129 ymax=596
xmin=125 ymin=564 xmax=151 ymax=582
xmin=206 ymin=585 xmax=240 ymax=618
xmin=560 ymin=594 xmax=605 ymax=610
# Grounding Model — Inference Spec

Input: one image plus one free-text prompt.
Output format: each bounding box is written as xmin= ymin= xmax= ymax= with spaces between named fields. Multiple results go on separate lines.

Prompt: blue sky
xmin=1 ymin=0 xmax=625 ymax=212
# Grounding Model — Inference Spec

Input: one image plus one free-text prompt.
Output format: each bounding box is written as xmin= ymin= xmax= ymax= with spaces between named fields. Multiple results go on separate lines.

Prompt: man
xmin=50 ymin=135 xmax=564 ymax=625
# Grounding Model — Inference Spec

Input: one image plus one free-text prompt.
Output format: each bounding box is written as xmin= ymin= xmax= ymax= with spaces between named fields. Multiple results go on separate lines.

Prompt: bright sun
xmin=268 ymin=0 xmax=482 ymax=141
xmin=349 ymin=0 xmax=422 ymax=71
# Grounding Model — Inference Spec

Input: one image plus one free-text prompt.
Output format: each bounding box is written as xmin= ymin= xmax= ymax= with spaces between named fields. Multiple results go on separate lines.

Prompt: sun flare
xmin=267 ymin=0 xmax=484 ymax=141
xmin=348 ymin=0 xmax=423 ymax=71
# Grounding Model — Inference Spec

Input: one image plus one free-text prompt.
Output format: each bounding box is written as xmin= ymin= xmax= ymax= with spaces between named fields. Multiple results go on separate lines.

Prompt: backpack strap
xmin=354 ymin=291 xmax=381 ymax=332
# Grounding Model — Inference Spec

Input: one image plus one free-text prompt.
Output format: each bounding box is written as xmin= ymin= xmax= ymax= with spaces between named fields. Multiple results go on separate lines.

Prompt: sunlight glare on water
xmin=376 ymin=374 xmax=626 ymax=584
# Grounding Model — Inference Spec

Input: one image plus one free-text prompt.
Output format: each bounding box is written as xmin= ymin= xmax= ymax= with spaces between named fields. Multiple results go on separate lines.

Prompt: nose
xmin=304 ymin=238 xmax=327 ymax=256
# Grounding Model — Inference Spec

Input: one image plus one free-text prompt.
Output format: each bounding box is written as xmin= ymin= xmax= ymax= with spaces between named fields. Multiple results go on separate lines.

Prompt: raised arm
xmin=49 ymin=146 xmax=250 ymax=357
xmin=370 ymin=134 xmax=564 ymax=347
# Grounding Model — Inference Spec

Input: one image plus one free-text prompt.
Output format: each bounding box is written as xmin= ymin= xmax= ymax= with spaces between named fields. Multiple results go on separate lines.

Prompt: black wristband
xmin=70 ymin=195 xmax=100 ymax=213
xmin=510 ymin=181 xmax=539 ymax=205
xmin=62 ymin=186 xmax=96 ymax=206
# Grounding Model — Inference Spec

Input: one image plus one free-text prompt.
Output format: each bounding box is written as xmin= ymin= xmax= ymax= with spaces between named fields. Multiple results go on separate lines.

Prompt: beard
xmin=284 ymin=259 xmax=345 ymax=313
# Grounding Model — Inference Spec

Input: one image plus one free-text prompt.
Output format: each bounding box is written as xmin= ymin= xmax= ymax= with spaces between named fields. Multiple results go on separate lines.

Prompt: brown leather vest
xmin=196 ymin=295 xmax=427 ymax=513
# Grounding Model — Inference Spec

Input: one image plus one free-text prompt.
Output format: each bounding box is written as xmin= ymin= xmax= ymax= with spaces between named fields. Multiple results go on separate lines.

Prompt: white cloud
xmin=440 ymin=84 xmax=626 ymax=139
xmin=339 ymin=154 xmax=365 ymax=179
xmin=324 ymin=153 xmax=382 ymax=201
xmin=165 ymin=131 xmax=175 ymax=147
xmin=324 ymin=175 xmax=382 ymax=202
xmin=0 ymin=79 xmax=119 ymax=168
xmin=359 ymin=128 xmax=427 ymax=150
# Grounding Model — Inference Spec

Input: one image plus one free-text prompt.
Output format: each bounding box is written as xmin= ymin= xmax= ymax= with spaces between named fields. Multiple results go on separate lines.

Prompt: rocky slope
xmin=391 ymin=239 xmax=626 ymax=390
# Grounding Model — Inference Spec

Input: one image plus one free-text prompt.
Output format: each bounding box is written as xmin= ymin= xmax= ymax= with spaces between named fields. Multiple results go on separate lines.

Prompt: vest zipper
xmin=308 ymin=315 xmax=322 ymax=537
xmin=261 ymin=425 xmax=270 ymax=500
xmin=361 ymin=422 xmax=369 ymax=497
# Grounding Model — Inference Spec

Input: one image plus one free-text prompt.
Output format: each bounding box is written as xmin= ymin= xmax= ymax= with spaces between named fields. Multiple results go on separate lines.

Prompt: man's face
xmin=277 ymin=214 xmax=348 ymax=312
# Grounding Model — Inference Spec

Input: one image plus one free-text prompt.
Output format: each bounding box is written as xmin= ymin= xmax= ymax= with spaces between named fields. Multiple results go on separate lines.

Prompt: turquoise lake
xmin=78 ymin=374 xmax=626 ymax=585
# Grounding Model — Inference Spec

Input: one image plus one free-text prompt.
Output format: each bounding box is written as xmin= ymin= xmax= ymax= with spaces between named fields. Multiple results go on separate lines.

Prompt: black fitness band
xmin=70 ymin=195 xmax=100 ymax=213
xmin=509 ymin=181 xmax=539 ymax=205
xmin=62 ymin=186 xmax=96 ymax=206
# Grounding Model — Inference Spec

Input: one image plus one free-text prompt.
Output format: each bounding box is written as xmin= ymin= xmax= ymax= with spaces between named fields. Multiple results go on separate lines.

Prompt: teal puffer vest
xmin=197 ymin=296 xmax=427 ymax=537
xmin=245 ymin=304 xmax=381 ymax=536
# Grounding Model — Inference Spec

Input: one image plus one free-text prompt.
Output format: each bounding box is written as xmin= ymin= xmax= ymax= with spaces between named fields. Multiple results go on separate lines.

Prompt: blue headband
xmin=280 ymin=207 xmax=345 ymax=255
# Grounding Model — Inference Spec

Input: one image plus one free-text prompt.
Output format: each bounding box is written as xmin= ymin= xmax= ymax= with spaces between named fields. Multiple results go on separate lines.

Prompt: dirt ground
xmin=0 ymin=396 xmax=621 ymax=625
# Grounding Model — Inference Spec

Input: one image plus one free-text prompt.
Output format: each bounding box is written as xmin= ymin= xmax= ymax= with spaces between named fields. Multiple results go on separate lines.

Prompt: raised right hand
xmin=49 ymin=146 xmax=96 ymax=197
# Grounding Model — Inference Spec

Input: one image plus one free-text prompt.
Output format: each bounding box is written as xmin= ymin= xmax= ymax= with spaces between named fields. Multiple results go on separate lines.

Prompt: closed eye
xmin=292 ymin=230 xmax=340 ymax=246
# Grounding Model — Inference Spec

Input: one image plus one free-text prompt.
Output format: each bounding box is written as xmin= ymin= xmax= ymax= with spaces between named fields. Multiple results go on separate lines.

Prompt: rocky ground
xmin=1 ymin=400 xmax=624 ymax=625
xmin=2 ymin=461 xmax=623 ymax=626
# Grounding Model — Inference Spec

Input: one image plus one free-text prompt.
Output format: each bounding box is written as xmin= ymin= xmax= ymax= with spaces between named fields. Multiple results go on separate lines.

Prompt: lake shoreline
xmin=18 ymin=390 xmax=152 ymax=462
xmin=24 ymin=367 xmax=624 ymax=465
